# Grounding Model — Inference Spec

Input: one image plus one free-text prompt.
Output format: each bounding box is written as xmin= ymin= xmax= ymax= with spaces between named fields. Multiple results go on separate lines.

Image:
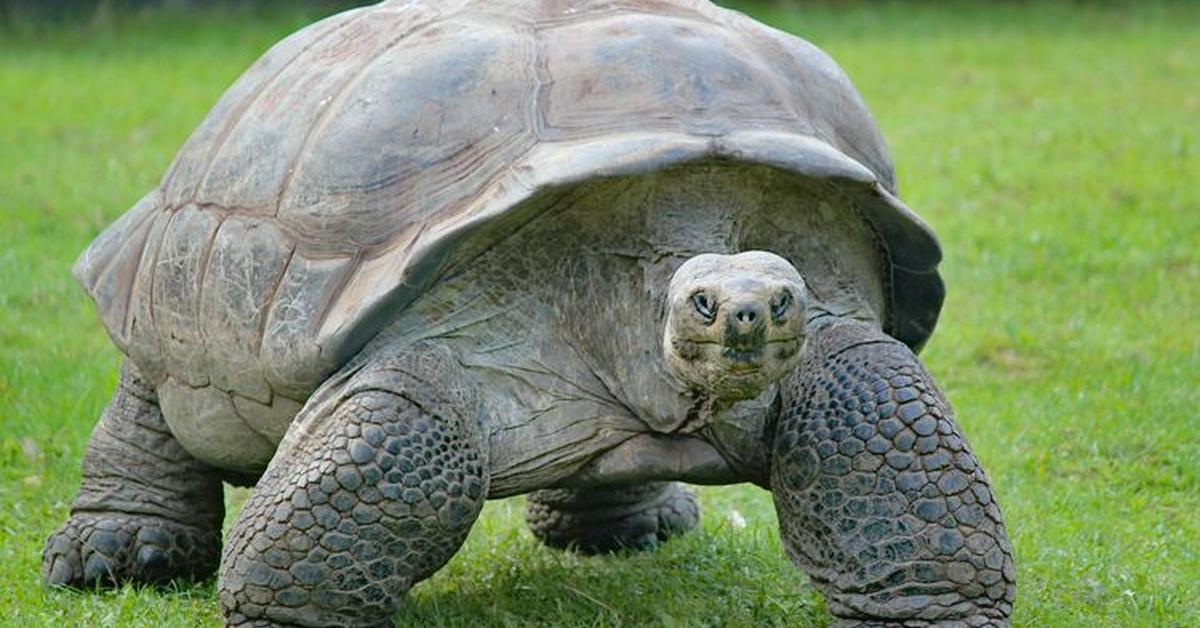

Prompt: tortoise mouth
xmin=665 ymin=335 xmax=804 ymax=400
xmin=720 ymin=337 xmax=801 ymax=373
xmin=722 ymin=348 xmax=765 ymax=370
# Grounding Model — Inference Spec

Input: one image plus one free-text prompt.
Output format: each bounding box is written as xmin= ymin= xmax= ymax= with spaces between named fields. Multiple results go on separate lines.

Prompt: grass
xmin=1 ymin=1 xmax=1197 ymax=625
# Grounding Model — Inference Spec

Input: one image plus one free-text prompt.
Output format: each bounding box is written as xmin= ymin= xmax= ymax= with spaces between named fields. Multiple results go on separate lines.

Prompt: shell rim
xmin=325 ymin=129 xmax=945 ymax=363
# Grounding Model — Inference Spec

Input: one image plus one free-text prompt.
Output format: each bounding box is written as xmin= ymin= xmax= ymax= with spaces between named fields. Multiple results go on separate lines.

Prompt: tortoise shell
xmin=74 ymin=0 xmax=942 ymax=418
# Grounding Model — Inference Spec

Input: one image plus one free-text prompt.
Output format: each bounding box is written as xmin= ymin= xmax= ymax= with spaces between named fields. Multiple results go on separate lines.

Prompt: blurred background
xmin=8 ymin=0 xmax=820 ymax=23
xmin=1 ymin=1 xmax=1196 ymax=626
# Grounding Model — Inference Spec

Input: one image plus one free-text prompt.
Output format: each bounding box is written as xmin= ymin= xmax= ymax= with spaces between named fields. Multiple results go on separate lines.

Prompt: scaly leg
xmin=43 ymin=361 xmax=225 ymax=586
xmin=771 ymin=320 xmax=1015 ymax=627
xmin=219 ymin=344 xmax=487 ymax=627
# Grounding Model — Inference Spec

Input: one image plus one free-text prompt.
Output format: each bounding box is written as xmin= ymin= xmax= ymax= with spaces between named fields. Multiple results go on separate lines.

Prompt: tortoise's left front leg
xmin=771 ymin=320 xmax=1015 ymax=627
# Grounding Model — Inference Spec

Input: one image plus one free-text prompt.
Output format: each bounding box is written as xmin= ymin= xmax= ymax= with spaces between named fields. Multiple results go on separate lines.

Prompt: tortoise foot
xmin=224 ymin=616 xmax=387 ymax=628
xmin=43 ymin=511 xmax=220 ymax=587
xmin=526 ymin=481 xmax=700 ymax=554
xmin=833 ymin=618 xmax=1008 ymax=628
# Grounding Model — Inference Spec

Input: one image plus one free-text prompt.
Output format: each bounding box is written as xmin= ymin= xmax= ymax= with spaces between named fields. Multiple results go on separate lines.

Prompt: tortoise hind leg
xmin=525 ymin=482 xmax=699 ymax=554
xmin=43 ymin=361 xmax=225 ymax=587
xmin=219 ymin=343 xmax=487 ymax=627
xmin=771 ymin=320 xmax=1015 ymax=626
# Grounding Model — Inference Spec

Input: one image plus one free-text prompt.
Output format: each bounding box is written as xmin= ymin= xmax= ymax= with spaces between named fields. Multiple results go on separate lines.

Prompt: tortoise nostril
xmin=731 ymin=304 xmax=765 ymax=328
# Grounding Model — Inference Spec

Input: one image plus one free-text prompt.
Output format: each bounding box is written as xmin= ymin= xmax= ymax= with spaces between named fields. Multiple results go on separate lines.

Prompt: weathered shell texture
xmin=73 ymin=0 xmax=943 ymax=466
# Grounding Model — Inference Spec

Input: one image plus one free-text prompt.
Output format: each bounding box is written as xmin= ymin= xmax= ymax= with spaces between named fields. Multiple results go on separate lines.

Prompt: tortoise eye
xmin=771 ymin=290 xmax=793 ymax=320
xmin=691 ymin=292 xmax=716 ymax=322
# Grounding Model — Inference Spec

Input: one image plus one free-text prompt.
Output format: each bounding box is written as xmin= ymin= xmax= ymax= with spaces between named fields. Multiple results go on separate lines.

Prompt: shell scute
xmin=122 ymin=209 xmax=172 ymax=384
xmin=152 ymin=205 xmax=222 ymax=386
xmin=537 ymin=14 xmax=797 ymax=140
xmin=74 ymin=191 xmax=159 ymax=347
xmin=160 ymin=8 xmax=365 ymax=209
xmin=734 ymin=21 xmax=897 ymax=192
xmin=198 ymin=215 xmax=294 ymax=403
xmin=193 ymin=8 xmax=429 ymax=215
xmin=260 ymin=253 xmax=357 ymax=399
xmin=159 ymin=378 xmax=275 ymax=471
xmin=277 ymin=17 xmax=537 ymax=253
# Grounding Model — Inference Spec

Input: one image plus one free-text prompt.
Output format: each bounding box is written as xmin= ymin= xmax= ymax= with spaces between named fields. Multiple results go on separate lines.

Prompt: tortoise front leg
xmin=219 ymin=344 xmax=488 ymax=627
xmin=770 ymin=320 xmax=1015 ymax=627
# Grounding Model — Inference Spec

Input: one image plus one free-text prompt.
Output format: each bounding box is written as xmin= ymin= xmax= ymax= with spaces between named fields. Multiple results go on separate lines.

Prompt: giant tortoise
xmin=44 ymin=0 xmax=1016 ymax=625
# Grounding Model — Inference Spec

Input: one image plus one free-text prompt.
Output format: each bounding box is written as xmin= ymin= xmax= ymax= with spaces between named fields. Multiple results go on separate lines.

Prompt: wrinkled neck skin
xmin=557 ymin=252 xmax=786 ymax=490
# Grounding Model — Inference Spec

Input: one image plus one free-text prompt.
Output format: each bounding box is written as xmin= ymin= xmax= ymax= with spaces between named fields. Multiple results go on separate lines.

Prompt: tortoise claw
xmin=43 ymin=512 xmax=219 ymax=588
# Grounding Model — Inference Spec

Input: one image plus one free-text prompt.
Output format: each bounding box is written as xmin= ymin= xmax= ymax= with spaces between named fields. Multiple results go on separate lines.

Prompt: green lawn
xmin=1 ymin=1 xmax=1197 ymax=626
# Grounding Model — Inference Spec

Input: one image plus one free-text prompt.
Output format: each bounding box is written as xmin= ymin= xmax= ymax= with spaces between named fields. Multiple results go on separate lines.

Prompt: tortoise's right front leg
xmin=219 ymin=344 xmax=488 ymax=628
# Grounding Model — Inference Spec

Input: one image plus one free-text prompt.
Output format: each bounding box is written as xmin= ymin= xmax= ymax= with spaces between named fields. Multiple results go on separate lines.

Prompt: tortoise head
xmin=663 ymin=251 xmax=808 ymax=401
